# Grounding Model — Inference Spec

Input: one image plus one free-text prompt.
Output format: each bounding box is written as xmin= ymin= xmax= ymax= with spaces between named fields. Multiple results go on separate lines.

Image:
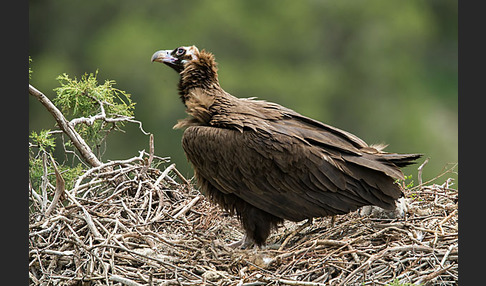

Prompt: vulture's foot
xmin=359 ymin=198 xmax=409 ymax=219
xmin=227 ymin=235 xmax=255 ymax=249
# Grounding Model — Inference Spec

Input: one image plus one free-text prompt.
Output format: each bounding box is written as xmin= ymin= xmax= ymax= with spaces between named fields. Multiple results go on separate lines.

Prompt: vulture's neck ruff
xmin=179 ymin=51 xmax=220 ymax=98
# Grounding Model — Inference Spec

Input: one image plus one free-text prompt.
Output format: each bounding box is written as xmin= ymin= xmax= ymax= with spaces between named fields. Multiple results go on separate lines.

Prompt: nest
xmin=29 ymin=154 xmax=458 ymax=286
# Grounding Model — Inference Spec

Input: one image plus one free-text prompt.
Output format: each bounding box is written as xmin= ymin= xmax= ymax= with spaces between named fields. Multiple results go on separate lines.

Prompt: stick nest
xmin=29 ymin=155 xmax=458 ymax=286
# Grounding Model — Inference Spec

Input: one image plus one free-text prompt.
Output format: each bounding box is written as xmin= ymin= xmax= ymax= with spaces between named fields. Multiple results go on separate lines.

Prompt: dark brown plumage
xmin=151 ymin=46 xmax=422 ymax=247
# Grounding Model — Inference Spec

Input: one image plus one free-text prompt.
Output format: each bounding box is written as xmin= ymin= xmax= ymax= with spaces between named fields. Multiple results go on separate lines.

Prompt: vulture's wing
xmin=182 ymin=99 xmax=410 ymax=221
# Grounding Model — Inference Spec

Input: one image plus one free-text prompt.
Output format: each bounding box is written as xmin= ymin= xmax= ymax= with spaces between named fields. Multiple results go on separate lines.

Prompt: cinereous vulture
xmin=151 ymin=46 xmax=421 ymax=248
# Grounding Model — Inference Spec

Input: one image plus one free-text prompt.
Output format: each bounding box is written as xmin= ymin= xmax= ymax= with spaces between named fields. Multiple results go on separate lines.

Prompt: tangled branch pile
xmin=29 ymin=152 xmax=458 ymax=285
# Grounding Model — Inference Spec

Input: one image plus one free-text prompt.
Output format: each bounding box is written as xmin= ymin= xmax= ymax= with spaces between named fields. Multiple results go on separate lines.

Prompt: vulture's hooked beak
xmin=151 ymin=49 xmax=185 ymax=73
xmin=151 ymin=46 xmax=200 ymax=73
xmin=151 ymin=50 xmax=175 ymax=64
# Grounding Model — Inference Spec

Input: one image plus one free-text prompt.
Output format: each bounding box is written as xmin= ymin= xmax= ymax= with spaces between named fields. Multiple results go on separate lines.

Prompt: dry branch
xmin=29 ymin=84 xmax=102 ymax=168
xmin=44 ymin=154 xmax=65 ymax=216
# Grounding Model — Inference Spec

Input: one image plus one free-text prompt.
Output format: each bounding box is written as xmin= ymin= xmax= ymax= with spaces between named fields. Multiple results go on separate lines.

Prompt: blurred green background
xmin=29 ymin=0 xmax=457 ymax=184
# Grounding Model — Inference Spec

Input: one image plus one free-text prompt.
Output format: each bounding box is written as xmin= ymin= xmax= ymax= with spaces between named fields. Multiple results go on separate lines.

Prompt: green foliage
xmin=29 ymin=130 xmax=83 ymax=196
xmin=29 ymin=130 xmax=56 ymax=153
xmin=29 ymin=66 xmax=136 ymax=197
xmin=29 ymin=155 xmax=84 ymax=193
xmin=402 ymin=174 xmax=415 ymax=190
xmin=386 ymin=279 xmax=420 ymax=286
xmin=53 ymin=71 xmax=134 ymax=118
xmin=53 ymin=71 xmax=135 ymax=148
xmin=396 ymin=174 xmax=422 ymax=200
xmin=395 ymin=174 xmax=414 ymax=190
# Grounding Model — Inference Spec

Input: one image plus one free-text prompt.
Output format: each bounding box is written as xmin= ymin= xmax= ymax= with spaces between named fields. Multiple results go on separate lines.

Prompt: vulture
xmin=151 ymin=46 xmax=421 ymax=248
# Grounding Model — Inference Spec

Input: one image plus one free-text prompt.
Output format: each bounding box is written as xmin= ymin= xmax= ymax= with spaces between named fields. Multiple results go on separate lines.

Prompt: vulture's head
xmin=151 ymin=45 xmax=219 ymax=95
xmin=151 ymin=45 xmax=201 ymax=73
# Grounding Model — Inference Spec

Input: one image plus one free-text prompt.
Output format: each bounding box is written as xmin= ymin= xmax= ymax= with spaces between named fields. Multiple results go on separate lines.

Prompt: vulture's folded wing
xmin=182 ymin=114 xmax=406 ymax=221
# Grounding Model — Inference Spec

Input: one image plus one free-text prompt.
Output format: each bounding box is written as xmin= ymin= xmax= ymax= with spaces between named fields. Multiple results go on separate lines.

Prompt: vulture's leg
xmin=201 ymin=180 xmax=282 ymax=248
xmin=330 ymin=215 xmax=336 ymax=227
xmin=235 ymin=201 xmax=284 ymax=248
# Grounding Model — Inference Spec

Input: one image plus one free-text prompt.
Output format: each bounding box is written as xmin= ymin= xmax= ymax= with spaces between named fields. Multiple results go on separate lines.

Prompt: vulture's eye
xmin=176 ymin=48 xmax=186 ymax=56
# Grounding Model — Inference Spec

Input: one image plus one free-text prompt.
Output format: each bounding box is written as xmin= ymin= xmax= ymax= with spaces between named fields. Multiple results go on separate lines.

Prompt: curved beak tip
xmin=151 ymin=51 xmax=161 ymax=62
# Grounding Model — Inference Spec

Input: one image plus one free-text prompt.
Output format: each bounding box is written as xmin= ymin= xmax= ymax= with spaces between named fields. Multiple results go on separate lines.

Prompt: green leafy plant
xmin=29 ymin=156 xmax=84 ymax=193
xmin=402 ymin=174 xmax=414 ymax=190
xmin=396 ymin=174 xmax=421 ymax=200
xmin=386 ymin=279 xmax=420 ymax=286
xmin=29 ymin=130 xmax=56 ymax=153
xmin=29 ymin=61 xmax=142 ymax=201
xmin=395 ymin=174 xmax=414 ymax=189
xmin=53 ymin=71 xmax=135 ymax=150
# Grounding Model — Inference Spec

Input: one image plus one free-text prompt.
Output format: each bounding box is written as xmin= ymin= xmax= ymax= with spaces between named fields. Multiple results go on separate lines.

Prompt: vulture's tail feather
xmin=380 ymin=153 xmax=423 ymax=167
